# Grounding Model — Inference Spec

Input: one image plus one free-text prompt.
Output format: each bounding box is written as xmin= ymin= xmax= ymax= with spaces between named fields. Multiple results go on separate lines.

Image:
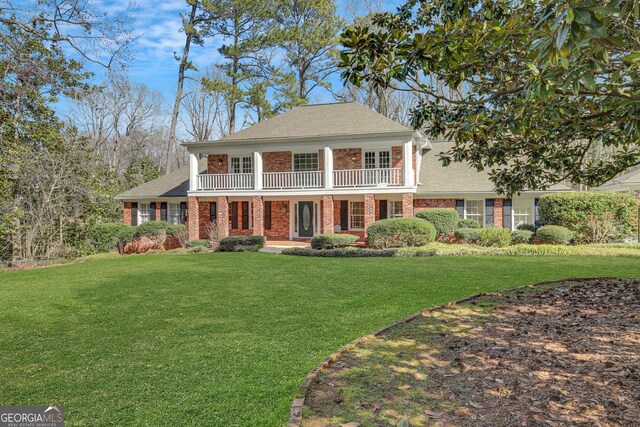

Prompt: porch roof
xmin=115 ymin=159 xmax=206 ymax=200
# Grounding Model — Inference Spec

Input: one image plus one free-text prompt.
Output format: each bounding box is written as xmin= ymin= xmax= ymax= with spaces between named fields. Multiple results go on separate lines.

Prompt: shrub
xmin=282 ymin=247 xmax=397 ymax=257
xmin=88 ymin=223 xmax=136 ymax=254
xmin=167 ymin=224 xmax=188 ymax=247
xmin=136 ymin=220 xmax=169 ymax=237
xmin=185 ymin=239 xmax=211 ymax=249
xmin=457 ymin=219 xmax=481 ymax=229
xmin=511 ymin=229 xmax=534 ymax=244
xmin=454 ymin=228 xmax=480 ymax=244
xmin=367 ymin=218 xmax=436 ymax=248
xmin=538 ymin=192 xmax=637 ymax=243
xmin=187 ymin=246 xmax=208 ymax=253
xmin=477 ymin=227 xmax=512 ymax=247
xmin=219 ymin=236 xmax=266 ymax=252
xmin=516 ymin=223 xmax=537 ymax=232
xmin=415 ymin=209 xmax=460 ymax=236
xmin=536 ymin=225 xmax=573 ymax=245
xmin=311 ymin=234 xmax=359 ymax=250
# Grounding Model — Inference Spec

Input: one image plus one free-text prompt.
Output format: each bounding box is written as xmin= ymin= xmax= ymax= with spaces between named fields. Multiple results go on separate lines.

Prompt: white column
xmin=402 ymin=139 xmax=414 ymax=187
xmin=189 ymin=151 xmax=199 ymax=191
xmin=323 ymin=146 xmax=333 ymax=189
xmin=253 ymin=149 xmax=263 ymax=190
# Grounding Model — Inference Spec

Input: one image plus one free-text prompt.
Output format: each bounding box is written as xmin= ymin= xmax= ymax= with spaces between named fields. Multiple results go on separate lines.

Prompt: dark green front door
xmin=298 ymin=201 xmax=314 ymax=238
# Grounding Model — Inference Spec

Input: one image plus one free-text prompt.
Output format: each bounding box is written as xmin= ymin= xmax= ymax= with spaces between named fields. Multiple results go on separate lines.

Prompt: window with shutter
xmin=131 ymin=203 xmax=138 ymax=226
xmin=503 ymin=199 xmax=512 ymax=230
xmin=340 ymin=200 xmax=348 ymax=230
xmin=149 ymin=202 xmax=157 ymax=221
xmin=209 ymin=202 xmax=217 ymax=222
xmin=485 ymin=199 xmax=495 ymax=225
xmin=160 ymin=202 xmax=167 ymax=221
xmin=230 ymin=202 xmax=238 ymax=229
xmin=264 ymin=201 xmax=272 ymax=229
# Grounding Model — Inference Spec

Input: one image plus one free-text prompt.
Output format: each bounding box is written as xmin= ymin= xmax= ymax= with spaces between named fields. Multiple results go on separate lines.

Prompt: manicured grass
xmin=1 ymin=253 xmax=639 ymax=426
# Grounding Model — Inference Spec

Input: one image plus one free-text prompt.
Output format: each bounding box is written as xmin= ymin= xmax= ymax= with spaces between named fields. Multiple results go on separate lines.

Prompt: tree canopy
xmin=340 ymin=0 xmax=640 ymax=194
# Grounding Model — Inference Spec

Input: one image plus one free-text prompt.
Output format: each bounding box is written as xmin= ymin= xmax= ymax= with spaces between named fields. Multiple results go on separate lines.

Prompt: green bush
xmin=367 ymin=218 xmax=436 ymax=249
xmin=167 ymin=224 xmax=187 ymax=237
xmin=282 ymin=247 xmax=397 ymax=257
xmin=88 ymin=223 xmax=136 ymax=254
xmin=454 ymin=228 xmax=480 ymax=243
xmin=478 ymin=227 xmax=512 ymax=247
xmin=457 ymin=219 xmax=481 ymax=229
xmin=516 ymin=223 xmax=537 ymax=232
xmin=511 ymin=229 xmax=534 ymax=244
xmin=185 ymin=239 xmax=211 ymax=248
xmin=538 ymin=192 xmax=637 ymax=243
xmin=187 ymin=246 xmax=209 ymax=253
xmin=219 ymin=236 xmax=266 ymax=252
xmin=415 ymin=209 xmax=460 ymax=236
xmin=311 ymin=234 xmax=359 ymax=250
xmin=136 ymin=220 xmax=169 ymax=237
xmin=536 ymin=225 xmax=573 ymax=245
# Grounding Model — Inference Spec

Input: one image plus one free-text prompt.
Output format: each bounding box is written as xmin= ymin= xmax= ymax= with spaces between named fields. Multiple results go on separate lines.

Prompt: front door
xmin=298 ymin=201 xmax=314 ymax=238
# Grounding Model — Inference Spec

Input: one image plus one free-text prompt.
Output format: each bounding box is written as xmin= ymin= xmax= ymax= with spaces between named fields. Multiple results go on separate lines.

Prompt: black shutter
xmin=242 ymin=201 xmax=249 ymax=229
xmin=264 ymin=201 xmax=272 ymax=230
xmin=340 ymin=200 xmax=349 ymax=230
xmin=534 ymin=198 xmax=541 ymax=227
xmin=180 ymin=202 xmax=187 ymax=224
xmin=230 ymin=202 xmax=238 ymax=230
xmin=503 ymin=199 xmax=512 ymax=230
xmin=485 ymin=199 xmax=495 ymax=225
xmin=209 ymin=202 xmax=217 ymax=222
xmin=379 ymin=200 xmax=388 ymax=219
xmin=160 ymin=202 xmax=167 ymax=221
xmin=131 ymin=202 xmax=138 ymax=226
xmin=149 ymin=202 xmax=156 ymax=221
xmin=455 ymin=199 xmax=464 ymax=218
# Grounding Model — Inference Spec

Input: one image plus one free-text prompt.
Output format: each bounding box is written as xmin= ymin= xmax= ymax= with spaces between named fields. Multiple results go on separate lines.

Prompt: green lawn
xmin=1 ymin=253 xmax=639 ymax=426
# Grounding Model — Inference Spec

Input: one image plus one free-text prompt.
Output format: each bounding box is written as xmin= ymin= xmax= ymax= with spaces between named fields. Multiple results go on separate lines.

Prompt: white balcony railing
xmin=263 ymin=171 xmax=323 ymax=189
xmin=333 ymin=168 xmax=402 ymax=187
xmin=198 ymin=173 xmax=254 ymax=190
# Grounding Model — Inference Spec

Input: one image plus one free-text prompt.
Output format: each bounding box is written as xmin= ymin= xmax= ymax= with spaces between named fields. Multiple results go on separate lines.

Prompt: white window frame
xmin=138 ymin=202 xmax=151 ymax=224
xmin=362 ymin=149 xmax=391 ymax=169
xmin=464 ymin=200 xmax=484 ymax=226
xmin=168 ymin=203 xmax=181 ymax=225
xmin=387 ymin=200 xmax=403 ymax=218
xmin=349 ymin=201 xmax=365 ymax=231
xmin=229 ymin=155 xmax=252 ymax=174
xmin=292 ymin=152 xmax=319 ymax=172
xmin=512 ymin=198 xmax=534 ymax=230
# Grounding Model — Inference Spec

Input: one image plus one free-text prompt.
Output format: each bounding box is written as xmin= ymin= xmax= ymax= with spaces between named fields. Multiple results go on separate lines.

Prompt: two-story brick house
xmin=116 ymin=102 xmax=570 ymax=241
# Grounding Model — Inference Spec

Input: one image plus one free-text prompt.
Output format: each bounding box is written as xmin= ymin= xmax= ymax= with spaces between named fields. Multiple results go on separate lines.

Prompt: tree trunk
xmin=166 ymin=2 xmax=198 ymax=173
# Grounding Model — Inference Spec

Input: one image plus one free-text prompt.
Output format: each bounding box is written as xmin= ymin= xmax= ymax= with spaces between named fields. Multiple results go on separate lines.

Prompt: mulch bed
xmin=302 ymin=278 xmax=640 ymax=426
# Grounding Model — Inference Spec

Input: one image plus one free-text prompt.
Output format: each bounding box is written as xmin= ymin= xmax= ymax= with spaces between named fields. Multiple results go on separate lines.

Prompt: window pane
xmin=293 ymin=153 xmax=318 ymax=172
xmin=465 ymin=200 xmax=483 ymax=223
xmin=242 ymin=156 xmax=253 ymax=174
xmin=230 ymin=157 xmax=241 ymax=174
xmin=168 ymin=203 xmax=180 ymax=225
xmin=350 ymin=201 xmax=365 ymax=229
xmin=364 ymin=152 xmax=376 ymax=169
xmin=389 ymin=201 xmax=403 ymax=218
xmin=139 ymin=203 xmax=150 ymax=224
xmin=379 ymin=151 xmax=390 ymax=169
xmin=513 ymin=199 xmax=533 ymax=228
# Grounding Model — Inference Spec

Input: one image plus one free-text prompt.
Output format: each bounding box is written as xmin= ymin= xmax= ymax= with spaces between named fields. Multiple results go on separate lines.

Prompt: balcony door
xmin=363 ymin=150 xmax=391 ymax=185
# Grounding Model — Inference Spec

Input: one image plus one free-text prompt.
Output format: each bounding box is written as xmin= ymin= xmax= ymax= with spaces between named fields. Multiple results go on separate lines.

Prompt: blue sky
xmin=84 ymin=0 xmax=405 ymax=109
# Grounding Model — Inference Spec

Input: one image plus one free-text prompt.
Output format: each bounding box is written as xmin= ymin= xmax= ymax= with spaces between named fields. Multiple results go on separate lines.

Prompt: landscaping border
xmin=287 ymin=277 xmax=616 ymax=426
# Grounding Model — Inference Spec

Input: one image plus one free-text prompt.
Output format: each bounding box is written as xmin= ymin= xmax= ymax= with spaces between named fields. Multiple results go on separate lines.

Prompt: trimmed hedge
xmin=415 ymin=209 xmax=460 ymax=236
xmin=219 ymin=236 xmax=266 ymax=252
xmin=538 ymin=192 xmax=638 ymax=243
xmin=458 ymin=219 xmax=481 ymax=229
xmin=367 ymin=217 xmax=436 ymax=248
xmin=478 ymin=227 xmax=512 ymax=247
xmin=511 ymin=229 xmax=534 ymax=244
xmin=454 ymin=228 xmax=480 ymax=243
xmin=185 ymin=239 xmax=211 ymax=248
xmin=536 ymin=225 xmax=573 ymax=245
xmin=136 ymin=221 xmax=169 ymax=237
xmin=516 ymin=223 xmax=537 ymax=232
xmin=311 ymin=234 xmax=359 ymax=250
xmin=282 ymin=247 xmax=397 ymax=257
xmin=88 ymin=223 xmax=136 ymax=254
xmin=167 ymin=224 xmax=187 ymax=237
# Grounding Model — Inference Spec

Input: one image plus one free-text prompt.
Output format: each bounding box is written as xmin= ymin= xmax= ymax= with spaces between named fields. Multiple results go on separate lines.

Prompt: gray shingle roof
xmin=216 ymin=102 xmax=412 ymax=142
xmin=417 ymin=141 xmax=571 ymax=193
xmin=594 ymin=167 xmax=640 ymax=191
xmin=115 ymin=159 xmax=206 ymax=200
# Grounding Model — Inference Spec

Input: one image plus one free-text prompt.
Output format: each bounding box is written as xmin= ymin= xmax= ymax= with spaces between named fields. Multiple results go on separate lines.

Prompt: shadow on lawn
xmin=303 ymin=278 xmax=640 ymax=427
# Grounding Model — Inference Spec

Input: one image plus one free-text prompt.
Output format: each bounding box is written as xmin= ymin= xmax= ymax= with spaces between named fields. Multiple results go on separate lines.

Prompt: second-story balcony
xmin=196 ymin=168 xmax=405 ymax=191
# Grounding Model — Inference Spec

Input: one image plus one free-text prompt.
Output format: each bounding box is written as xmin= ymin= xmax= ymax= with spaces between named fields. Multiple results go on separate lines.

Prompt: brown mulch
xmin=302 ymin=279 xmax=640 ymax=427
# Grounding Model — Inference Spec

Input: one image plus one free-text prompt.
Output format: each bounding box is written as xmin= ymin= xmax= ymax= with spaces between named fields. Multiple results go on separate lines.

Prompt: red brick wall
xmin=198 ymin=201 xmax=211 ymax=239
xmin=318 ymin=149 xmax=324 ymax=171
xmin=392 ymin=146 xmax=402 ymax=169
xmin=494 ymin=198 xmax=504 ymax=228
xmin=229 ymin=201 xmax=253 ymax=236
xmin=187 ymin=196 xmax=200 ymax=240
xmin=364 ymin=194 xmax=375 ymax=233
xmin=402 ymin=193 xmax=414 ymax=217
xmin=414 ymin=198 xmax=457 ymax=210
xmin=208 ymin=154 xmax=228 ymax=174
xmin=334 ymin=148 xmax=361 ymax=170
xmin=264 ymin=201 xmax=290 ymax=240
xmin=252 ymin=196 xmax=264 ymax=236
xmin=217 ymin=197 xmax=229 ymax=239
xmin=123 ymin=202 xmax=132 ymax=225
xmin=321 ymin=195 xmax=334 ymax=234
xmin=263 ymin=151 xmax=291 ymax=172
